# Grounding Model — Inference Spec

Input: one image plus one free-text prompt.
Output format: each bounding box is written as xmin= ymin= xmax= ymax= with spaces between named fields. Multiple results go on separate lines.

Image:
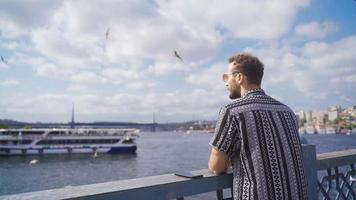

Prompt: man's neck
xmin=241 ymin=85 xmax=261 ymax=97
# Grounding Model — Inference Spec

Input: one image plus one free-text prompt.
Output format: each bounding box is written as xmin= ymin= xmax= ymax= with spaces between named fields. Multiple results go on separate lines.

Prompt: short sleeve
xmin=209 ymin=106 xmax=241 ymax=157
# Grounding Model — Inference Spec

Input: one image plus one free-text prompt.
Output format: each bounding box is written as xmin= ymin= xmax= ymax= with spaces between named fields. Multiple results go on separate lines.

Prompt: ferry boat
xmin=0 ymin=128 xmax=139 ymax=156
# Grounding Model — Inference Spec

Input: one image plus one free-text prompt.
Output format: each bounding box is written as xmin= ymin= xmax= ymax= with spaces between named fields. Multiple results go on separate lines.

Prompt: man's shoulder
xmin=222 ymin=95 xmax=294 ymax=114
xmin=218 ymin=99 xmax=248 ymax=117
xmin=222 ymin=98 xmax=245 ymax=111
xmin=223 ymin=94 xmax=272 ymax=110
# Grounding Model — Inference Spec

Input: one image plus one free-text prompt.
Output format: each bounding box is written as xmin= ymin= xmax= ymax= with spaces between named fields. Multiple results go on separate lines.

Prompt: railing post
xmin=216 ymin=189 xmax=223 ymax=200
xmin=302 ymin=144 xmax=318 ymax=200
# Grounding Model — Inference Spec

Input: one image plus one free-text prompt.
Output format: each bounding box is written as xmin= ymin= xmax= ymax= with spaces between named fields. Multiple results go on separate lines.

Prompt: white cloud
xmin=2 ymin=41 xmax=22 ymax=51
xmin=340 ymin=95 xmax=352 ymax=102
xmin=0 ymin=90 xmax=226 ymax=122
xmin=4 ymin=0 xmax=309 ymax=84
xmin=66 ymin=84 xmax=89 ymax=92
xmin=69 ymin=71 xmax=105 ymax=84
xmin=0 ymin=19 xmax=24 ymax=38
xmin=27 ymin=0 xmax=222 ymax=78
xmin=247 ymin=35 xmax=356 ymax=99
xmin=101 ymin=68 xmax=156 ymax=90
xmin=0 ymin=62 xmax=9 ymax=69
xmin=148 ymin=61 xmax=185 ymax=76
xmin=343 ymin=74 xmax=356 ymax=83
xmin=0 ymin=1 xmax=62 ymax=38
xmin=148 ymin=59 xmax=203 ymax=76
xmin=33 ymin=62 xmax=62 ymax=78
xmin=28 ymin=57 xmax=155 ymax=90
xmin=185 ymin=63 xmax=226 ymax=91
xmin=157 ymin=0 xmax=310 ymax=40
xmin=295 ymin=21 xmax=338 ymax=39
xmin=1 ymin=79 xmax=19 ymax=87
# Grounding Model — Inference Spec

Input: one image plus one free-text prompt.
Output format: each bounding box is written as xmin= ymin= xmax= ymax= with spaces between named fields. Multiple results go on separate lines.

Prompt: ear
xmin=236 ymin=73 xmax=244 ymax=84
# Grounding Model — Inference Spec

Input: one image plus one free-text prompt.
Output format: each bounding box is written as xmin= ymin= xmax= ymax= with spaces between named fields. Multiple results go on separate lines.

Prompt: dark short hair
xmin=228 ymin=53 xmax=264 ymax=85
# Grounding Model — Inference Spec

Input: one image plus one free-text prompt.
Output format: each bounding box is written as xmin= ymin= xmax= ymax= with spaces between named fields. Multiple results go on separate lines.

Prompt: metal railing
xmin=1 ymin=145 xmax=355 ymax=200
xmin=316 ymin=149 xmax=356 ymax=200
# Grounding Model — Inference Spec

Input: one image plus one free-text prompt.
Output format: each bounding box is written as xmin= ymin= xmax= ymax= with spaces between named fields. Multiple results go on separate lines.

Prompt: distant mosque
xmin=70 ymin=103 xmax=75 ymax=129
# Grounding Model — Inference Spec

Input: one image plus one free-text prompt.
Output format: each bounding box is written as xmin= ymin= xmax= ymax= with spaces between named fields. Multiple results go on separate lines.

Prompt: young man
xmin=208 ymin=53 xmax=307 ymax=200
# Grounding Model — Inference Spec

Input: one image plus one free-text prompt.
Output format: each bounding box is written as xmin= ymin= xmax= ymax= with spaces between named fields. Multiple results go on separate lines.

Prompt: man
xmin=208 ymin=53 xmax=307 ymax=200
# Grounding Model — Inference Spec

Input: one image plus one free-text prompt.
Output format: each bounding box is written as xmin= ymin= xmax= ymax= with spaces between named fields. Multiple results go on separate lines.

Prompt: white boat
xmin=0 ymin=128 xmax=139 ymax=156
xmin=326 ymin=127 xmax=336 ymax=134
xmin=298 ymin=128 xmax=306 ymax=134
xmin=185 ymin=129 xmax=214 ymax=134
xmin=305 ymin=126 xmax=315 ymax=134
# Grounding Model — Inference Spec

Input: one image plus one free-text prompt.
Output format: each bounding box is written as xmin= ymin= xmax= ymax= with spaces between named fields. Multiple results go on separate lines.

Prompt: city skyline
xmin=1 ymin=0 xmax=356 ymax=123
xmin=1 ymin=104 xmax=354 ymax=124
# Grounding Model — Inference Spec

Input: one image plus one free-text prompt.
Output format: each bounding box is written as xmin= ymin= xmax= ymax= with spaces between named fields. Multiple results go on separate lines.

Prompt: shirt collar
xmin=242 ymin=88 xmax=265 ymax=98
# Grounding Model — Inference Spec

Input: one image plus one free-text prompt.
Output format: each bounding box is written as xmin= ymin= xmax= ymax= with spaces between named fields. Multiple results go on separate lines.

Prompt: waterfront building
xmin=315 ymin=123 xmax=326 ymax=134
xmin=313 ymin=111 xmax=328 ymax=124
xmin=306 ymin=111 xmax=313 ymax=122
xmin=300 ymin=111 xmax=306 ymax=120
xmin=347 ymin=106 xmax=356 ymax=117
xmin=328 ymin=106 xmax=341 ymax=122
xmin=297 ymin=111 xmax=306 ymax=121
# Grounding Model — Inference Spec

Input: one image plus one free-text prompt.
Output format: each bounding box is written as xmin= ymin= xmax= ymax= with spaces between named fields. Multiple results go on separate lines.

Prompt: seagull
xmin=105 ymin=28 xmax=110 ymax=41
xmin=29 ymin=159 xmax=38 ymax=165
xmin=1 ymin=56 xmax=8 ymax=64
xmin=174 ymin=50 xmax=183 ymax=61
xmin=93 ymin=151 xmax=98 ymax=158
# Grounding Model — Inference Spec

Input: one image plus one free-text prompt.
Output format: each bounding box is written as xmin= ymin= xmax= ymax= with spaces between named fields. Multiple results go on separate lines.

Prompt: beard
xmin=228 ymin=87 xmax=241 ymax=99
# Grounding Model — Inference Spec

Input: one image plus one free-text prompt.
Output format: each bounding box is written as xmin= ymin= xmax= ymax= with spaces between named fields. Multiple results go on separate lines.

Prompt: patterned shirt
xmin=210 ymin=89 xmax=307 ymax=200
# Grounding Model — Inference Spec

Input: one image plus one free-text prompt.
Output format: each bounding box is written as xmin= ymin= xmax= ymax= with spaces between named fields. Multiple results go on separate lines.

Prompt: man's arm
xmin=208 ymin=147 xmax=230 ymax=175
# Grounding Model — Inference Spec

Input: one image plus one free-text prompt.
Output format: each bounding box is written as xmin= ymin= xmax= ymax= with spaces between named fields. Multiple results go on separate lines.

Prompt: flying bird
xmin=29 ymin=159 xmax=39 ymax=165
xmin=93 ymin=151 xmax=98 ymax=158
xmin=174 ymin=50 xmax=183 ymax=61
xmin=1 ymin=56 xmax=8 ymax=64
xmin=105 ymin=28 xmax=110 ymax=41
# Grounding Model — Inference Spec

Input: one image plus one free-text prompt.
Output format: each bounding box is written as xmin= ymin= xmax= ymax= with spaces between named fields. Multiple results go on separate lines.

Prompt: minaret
xmin=152 ymin=111 xmax=156 ymax=132
xmin=71 ymin=103 xmax=75 ymax=129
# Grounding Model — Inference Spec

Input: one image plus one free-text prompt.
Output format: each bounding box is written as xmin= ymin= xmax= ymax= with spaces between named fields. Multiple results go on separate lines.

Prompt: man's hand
xmin=208 ymin=147 xmax=230 ymax=175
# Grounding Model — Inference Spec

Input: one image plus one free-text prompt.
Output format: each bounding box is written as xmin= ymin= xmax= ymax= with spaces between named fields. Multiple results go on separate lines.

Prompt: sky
xmin=0 ymin=0 xmax=355 ymax=123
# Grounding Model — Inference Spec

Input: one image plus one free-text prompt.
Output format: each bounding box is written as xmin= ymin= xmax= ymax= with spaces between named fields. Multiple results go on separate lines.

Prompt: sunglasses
xmin=222 ymin=71 xmax=242 ymax=82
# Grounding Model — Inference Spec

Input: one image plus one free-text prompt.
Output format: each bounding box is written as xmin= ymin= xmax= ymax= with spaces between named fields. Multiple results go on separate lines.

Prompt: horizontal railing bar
xmin=316 ymin=149 xmax=356 ymax=170
xmin=0 ymin=169 xmax=233 ymax=200
xmin=2 ymin=148 xmax=356 ymax=200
